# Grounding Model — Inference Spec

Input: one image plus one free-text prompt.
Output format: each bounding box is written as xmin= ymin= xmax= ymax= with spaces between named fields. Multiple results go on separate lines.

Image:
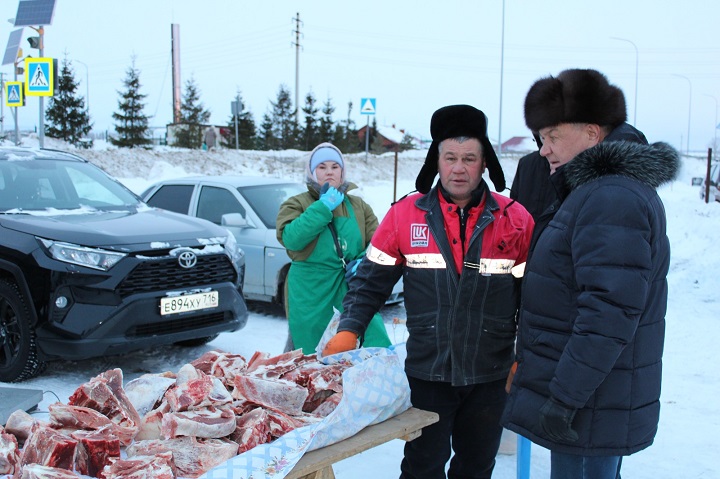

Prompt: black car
xmin=0 ymin=147 xmax=248 ymax=382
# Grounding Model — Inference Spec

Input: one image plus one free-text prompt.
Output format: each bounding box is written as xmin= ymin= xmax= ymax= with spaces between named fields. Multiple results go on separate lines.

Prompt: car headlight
xmin=223 ymin=231 xmax=244 ymax=267
xmin=38 ymin=238 xmax=127 ymax=271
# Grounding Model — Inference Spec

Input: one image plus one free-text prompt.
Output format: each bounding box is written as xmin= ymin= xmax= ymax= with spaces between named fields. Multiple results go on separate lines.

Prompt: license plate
xmin=160 ymin=291 xmax=219 ymax=316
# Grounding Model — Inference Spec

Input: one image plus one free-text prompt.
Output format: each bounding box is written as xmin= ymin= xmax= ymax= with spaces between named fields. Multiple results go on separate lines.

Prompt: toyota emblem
xmin=178 ymin=250 xmax=197 ymax=269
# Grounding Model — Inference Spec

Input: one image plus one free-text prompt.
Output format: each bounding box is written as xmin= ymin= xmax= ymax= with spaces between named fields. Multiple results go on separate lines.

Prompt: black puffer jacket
xmin=502 ymin=140 xmax=680 ymax=456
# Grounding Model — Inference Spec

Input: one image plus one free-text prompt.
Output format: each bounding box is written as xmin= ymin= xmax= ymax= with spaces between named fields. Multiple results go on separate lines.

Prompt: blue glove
xmin=345 ymin=258 xmax=362 ymax=282
xmin=319 ymin=186 xmax=344 ymax=211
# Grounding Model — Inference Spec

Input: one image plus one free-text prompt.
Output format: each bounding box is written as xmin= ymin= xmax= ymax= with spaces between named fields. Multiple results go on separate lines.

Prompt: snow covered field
xmin=1 ymin=137 xmax=719 ymax=478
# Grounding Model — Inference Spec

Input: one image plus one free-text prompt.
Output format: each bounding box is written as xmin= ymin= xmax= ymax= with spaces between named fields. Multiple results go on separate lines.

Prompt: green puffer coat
xmin=276 ymin=182 xmax=391 ymax=354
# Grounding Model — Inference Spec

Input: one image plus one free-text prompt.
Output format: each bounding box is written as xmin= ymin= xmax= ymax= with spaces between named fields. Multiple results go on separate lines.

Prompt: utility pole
xmin=233 ymin=94 xmax=240 ymax=150
xmin=171 ymin=24 xmax=182 ymax=124
xmin=38 ymin=26 xmax=45 ymax=147
xmin=13 ymin=54 xmax=21 ymax=146
xmin=293 ymin=12 xmax=301 ymax=124
xmin=1 ymin=72 xmax=5 ymax=137
xmin=498 ymin=0 xmax=505 ymax=158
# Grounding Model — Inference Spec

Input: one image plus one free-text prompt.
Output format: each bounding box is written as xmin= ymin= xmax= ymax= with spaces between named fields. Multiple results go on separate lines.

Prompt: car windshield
xmin=0 ymin=158 xmax=142 ymax=213
xmin=239 ymin=183 xmax=305 ymax=228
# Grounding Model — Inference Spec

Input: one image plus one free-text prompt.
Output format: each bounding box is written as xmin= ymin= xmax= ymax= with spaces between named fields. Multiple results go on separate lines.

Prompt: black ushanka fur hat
xmin=415 ymin=105 xmax=505 ymax=194
xmin=524 ymin=69 xmax=627 ymax=132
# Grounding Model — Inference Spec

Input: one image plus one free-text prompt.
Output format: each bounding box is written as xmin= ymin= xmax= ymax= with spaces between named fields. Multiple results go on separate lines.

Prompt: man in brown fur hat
xmin=502 ymin=69 xmax=680 ymax=479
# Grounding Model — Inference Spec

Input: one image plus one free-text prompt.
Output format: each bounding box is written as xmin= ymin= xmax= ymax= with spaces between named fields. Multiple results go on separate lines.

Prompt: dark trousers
xmin=400 ymin=377 xmax=507 ymax=479
xmin=550 ymin=452 xmax=623 ymax=479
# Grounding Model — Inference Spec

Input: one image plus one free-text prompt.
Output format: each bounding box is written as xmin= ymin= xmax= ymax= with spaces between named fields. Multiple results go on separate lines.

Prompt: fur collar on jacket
xmin=563 ymin=141 xmax=680 ymax=191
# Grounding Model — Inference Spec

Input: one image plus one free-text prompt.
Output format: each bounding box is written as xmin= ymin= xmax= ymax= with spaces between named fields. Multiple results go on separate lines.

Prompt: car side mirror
xmin=222 ymin=212 xmax=249 ymax=228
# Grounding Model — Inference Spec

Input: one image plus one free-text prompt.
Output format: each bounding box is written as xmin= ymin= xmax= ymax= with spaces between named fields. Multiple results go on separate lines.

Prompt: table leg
xmin=298 ymin=465 xmax=336 ymax=479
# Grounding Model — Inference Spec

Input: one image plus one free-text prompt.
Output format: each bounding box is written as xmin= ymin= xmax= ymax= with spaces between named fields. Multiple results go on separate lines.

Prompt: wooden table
xmin=285 ymin=407 xmax=439 ymax=479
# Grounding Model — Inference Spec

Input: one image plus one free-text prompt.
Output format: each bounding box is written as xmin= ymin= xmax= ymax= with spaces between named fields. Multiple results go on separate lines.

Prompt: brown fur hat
xmin=524 ymin=69 xmax=627 ymax=132
xmin=415 ymin=104 xmax=505 ymax=194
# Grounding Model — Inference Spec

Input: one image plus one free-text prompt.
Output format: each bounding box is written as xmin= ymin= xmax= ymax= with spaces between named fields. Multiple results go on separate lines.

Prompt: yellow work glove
xmin=322 ymin=331 xmax=359 ymax=356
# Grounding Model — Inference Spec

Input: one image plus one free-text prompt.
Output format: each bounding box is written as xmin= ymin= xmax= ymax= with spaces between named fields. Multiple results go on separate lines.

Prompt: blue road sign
xmin=24 ymin=57 xmax=54 ymax=96
xmin=360 ymin=98 xmax=376 ymax=115
xmin=5 ymin=81 xmax=23 ymax=107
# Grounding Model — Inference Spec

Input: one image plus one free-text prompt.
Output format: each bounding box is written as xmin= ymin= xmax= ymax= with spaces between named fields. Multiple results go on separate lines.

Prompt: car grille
xmin=127 ymin=311 xmax=230 ymax=337
xmin=118 ymin=255 xmax=236 ymax=297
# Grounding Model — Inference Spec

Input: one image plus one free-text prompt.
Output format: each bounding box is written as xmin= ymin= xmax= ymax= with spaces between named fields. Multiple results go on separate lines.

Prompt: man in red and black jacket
xmin=323 ymin=105 xmax=534 ymax=479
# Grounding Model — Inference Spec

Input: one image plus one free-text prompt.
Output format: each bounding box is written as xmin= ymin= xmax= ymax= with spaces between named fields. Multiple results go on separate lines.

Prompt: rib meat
xmin=126 ymin=437 xmax=238 ymax=479
xmin=71 ymin=427 xmax=121 ymax=478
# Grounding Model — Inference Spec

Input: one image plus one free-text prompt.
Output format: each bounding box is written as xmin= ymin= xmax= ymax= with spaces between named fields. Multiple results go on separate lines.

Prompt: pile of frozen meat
xmin=0 ymin=348 xmax=350 ymax=479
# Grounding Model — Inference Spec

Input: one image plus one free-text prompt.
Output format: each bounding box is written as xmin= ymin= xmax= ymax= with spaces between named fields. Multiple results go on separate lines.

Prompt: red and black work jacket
xmin=339 ymin=180 xmax=534 ymax=386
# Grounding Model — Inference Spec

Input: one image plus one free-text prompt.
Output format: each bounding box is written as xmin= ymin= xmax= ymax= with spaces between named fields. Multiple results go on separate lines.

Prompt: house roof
xmin=501 ymin=136 xmax=539 ymax=152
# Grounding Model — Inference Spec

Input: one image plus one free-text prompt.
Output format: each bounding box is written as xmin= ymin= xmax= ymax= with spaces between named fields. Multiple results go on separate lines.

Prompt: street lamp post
xmin=611 ymin=37 xmax=638 ymax=125
xmin=497 ymin=0 xmax=505 ymax=158
xmin=73 ymin=59 xmax=89 ymax=114
xmin=673 ymin=74 xmax=692 ymax=155
xmin=703 ymin=94 xmax=718 ymax=151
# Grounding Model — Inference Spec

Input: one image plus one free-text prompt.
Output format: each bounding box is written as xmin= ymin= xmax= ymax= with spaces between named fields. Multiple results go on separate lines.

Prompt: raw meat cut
xmin=134 ymin=401 xmax=171 ymax=441
xmin=228 ymin=408 xmax=271 ymax=453
xmin=160 ymin=408 xmax=236 ymax=439
xmin=3 ymin=409 xmax=41 ymax=446
xmin=190 ymin=350 xmax=247 ymax=386
xmin=245 ymin=349 xmax=316 ymax=379
xmin=48 ymin=403 xmax=136 ymax=446
xmin=21 ymin=423 xmax=77 ymax=470
xmin=0 ymin=426 xmax=20 ymax=475
xmin=301 ymin=365 xmax=345 ymax=413
xmin=308 ymin=392 xmax=343 ymax=417
xmin=71 ymin=427 xmax=121 ymax=477
xmin=124 ymin=373 xmax=176 ymax=418
xmin=68 ymin=369 xmax=141 ymax=430
xmin=126 ymin=436 xmax=238 ymax=478
xmin=100 ymin=452 xmax=175 ymax=479
xmin=231 ymin=374 xmax=308 ymax=416
xmin=164 ymin=364 xmax=232 ymax=412
xmin=19 ymin=463 xmax=80 ymax=479
xmin=265 ymin=407 xmax=321 ymax=436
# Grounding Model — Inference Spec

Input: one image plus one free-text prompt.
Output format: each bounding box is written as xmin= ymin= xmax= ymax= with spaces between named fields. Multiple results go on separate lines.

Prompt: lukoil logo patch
xmin=410 ymin=223 xmax=429 ymax=247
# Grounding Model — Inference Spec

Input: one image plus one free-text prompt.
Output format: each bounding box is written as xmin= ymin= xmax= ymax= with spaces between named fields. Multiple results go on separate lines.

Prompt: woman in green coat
xmin=276 ymin=142 xmax=392 ymax=354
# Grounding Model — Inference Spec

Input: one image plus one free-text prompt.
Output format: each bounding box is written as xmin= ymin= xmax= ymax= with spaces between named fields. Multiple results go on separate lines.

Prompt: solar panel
xmin=13 ymin=0 xmax=57 ymax=27
xmin=2 ymin=29 xmax=23 ymax=66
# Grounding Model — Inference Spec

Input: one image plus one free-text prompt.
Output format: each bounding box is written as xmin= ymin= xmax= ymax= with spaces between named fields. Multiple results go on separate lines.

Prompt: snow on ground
xmin=1 ymin=135 xmax=719 ymax=478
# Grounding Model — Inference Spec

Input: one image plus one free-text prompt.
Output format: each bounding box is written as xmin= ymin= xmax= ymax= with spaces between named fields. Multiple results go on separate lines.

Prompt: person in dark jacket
xmin=510 ymin=133 xmax=554 ymax=221
xmin=502 ymin=68 xmax=680 ymax=479
xmin=322 ymin=105 xmax=534 ymax=479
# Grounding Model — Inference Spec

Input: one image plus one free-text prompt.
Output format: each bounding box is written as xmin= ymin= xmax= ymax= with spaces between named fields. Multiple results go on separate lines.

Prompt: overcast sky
xmin=2 ymin=0 xmax=719 ymax=153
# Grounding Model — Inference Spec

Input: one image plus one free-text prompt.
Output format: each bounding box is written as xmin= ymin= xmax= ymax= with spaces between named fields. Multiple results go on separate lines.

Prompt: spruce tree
xmin=110 ymin=59 xmax=151 ymax=147
xmin=224 ymin=91 xmax=257 ymax=150
xmin=301 ymin=91 xmax=320 ymax=150
xmin=172 ymin=76 xmax=210 ymax=149
xmin=368 ymin=117 xmax=381 ymax=153
xmin=45 ymin=57 xmax=91 ymax=146
xmin=269 ymin=84 xmax=298 ymax=150
xmin=341 ymin=101 xmax=359 ymax=152
xmin=318 ymin=96 xmax=335 ymax=144
xmin=257 ymin=112 xmax=277 ymax=150
xmin=400 ymin=132 xmax=416 ymax=151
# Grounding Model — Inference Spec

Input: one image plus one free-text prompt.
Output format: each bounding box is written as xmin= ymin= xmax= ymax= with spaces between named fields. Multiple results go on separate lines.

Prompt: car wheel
xmin=0 ymin=279 xmax=46 ymax=382
xmin=174 ymin=334 xmax=220 ymax=347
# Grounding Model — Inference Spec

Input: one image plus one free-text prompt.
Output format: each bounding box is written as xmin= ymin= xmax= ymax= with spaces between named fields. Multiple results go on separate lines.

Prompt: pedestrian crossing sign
xmin=360 ymin=98 xmax=376 ymax=115
xmin=5 ymin=81 xmax=23 ymax=107
xmin=24 ymin=57 xmax=54 ymax=96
